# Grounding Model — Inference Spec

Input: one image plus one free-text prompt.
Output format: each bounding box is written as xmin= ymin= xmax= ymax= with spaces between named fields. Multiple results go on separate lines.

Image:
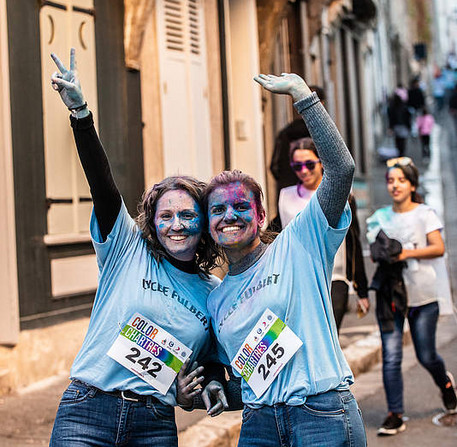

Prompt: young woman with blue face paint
xmin=204 ymin=73 xmax=367 ymax=446
xmin=48 ymin=49 xmax=231 ymax=447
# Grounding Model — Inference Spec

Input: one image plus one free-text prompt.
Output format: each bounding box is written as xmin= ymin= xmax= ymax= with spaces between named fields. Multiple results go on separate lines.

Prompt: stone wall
xmin=0 ymin=318 xmax=89 ymax=395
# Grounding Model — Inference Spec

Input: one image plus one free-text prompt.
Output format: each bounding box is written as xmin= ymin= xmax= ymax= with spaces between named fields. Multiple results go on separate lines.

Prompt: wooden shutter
xmin=156 ymin=0 xmax=213 ymax=180
xmin=40 ymin=1 xmax=97 ymax=236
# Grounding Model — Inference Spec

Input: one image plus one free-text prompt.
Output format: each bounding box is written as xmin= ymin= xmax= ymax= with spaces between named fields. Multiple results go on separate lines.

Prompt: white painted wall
xmin=433 ymin=0 xmax=457 ymax=67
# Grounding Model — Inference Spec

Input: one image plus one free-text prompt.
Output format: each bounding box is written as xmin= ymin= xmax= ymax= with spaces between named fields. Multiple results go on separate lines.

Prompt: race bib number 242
xmin=107 ymin=313 xmax=192 ymax=395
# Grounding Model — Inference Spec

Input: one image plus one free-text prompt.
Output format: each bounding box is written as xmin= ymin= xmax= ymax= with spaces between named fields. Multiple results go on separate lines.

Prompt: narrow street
xmin=1 ymin=2 xmax=457 ymax=446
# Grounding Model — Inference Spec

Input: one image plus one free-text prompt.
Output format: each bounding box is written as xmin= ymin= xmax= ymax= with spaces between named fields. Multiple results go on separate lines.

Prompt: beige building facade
xmin=0 ymin=0 xmax=435 ymax=394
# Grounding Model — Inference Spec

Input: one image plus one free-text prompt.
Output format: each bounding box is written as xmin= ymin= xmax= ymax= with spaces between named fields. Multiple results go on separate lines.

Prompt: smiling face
xmin=386 ymin=167 xmax=415 ymax=205
xmin=207 ymin=182 xmax=265 ymax=253
xmin=292 ymin=149 xmax=323 ymax=190
xmin=154 ymin=190 xmax=203 ymax=262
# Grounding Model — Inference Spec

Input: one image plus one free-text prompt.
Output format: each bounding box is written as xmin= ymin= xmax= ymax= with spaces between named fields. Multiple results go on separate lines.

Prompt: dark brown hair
xmin=288 ymin=137 xmax=318 ymax=162
xmin=136 ymin=176 xmax=220 ymax=275
xmin=386 ymin=163 xmax=424 ymax=203
xmin=203 ymin=170 xmax=277 ymax=245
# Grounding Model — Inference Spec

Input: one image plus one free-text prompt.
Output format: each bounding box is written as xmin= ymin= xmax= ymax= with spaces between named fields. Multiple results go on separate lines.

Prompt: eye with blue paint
xmin=210 ymin=205 xmax=226 ymax=216
xmin=154 ymin=190 xmax=204 ymax=261
xmin=181 ymin=210 xmax=199 ymax=220
xmin=234 ymin=202 xmax=251 ymax=212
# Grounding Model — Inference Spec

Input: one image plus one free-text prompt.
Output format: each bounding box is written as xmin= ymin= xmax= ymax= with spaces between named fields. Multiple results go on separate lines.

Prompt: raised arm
xmin=254 ymin=73 xmax=355 ymax=227
xmin=51 ymin=49 xmax=121 ymax=240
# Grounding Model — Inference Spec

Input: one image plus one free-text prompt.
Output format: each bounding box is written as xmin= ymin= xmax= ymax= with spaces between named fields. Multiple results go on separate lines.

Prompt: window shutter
xmin=40 ymin=1 xmax=97 ymax=235
xmin=156 ymin=0 xmax=212 ymax=180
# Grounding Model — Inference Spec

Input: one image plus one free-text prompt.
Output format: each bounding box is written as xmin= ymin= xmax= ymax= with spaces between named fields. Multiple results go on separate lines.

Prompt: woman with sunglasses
xmin=277 ymin=139 xmax=369 ymax=333
xmin=367 ymin=157 xmax=457 ymax=435
xmin=204 ymin=73 xmax=366 ymax=446
xmin=48 ymin=49 xmax=230 ymax=446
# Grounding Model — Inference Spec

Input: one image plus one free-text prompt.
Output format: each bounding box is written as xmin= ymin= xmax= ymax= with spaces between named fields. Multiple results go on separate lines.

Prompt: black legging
xmin=331 ymin=280 xmax=349 ymax=333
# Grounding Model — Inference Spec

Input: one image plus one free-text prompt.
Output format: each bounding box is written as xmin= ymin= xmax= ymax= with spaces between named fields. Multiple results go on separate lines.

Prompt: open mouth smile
xmin=169 ymin=235 xmax=188 ymax=241
xmin=220 ymin=225 xmax=243 ymax=233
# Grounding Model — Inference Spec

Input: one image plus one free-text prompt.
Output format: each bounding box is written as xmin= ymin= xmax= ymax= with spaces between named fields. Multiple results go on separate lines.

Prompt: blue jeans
xmin=50 ymin=380 xmax=178 ymax=446
xmin=238 ymin=390 xmax=366 ymax=446
xmin=379 ymin=301 xmax=449 ymax=414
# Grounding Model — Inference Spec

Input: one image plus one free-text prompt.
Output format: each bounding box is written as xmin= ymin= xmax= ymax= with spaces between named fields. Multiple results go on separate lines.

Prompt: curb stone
xmin=179 ymin=411 xmax=242 ymax=447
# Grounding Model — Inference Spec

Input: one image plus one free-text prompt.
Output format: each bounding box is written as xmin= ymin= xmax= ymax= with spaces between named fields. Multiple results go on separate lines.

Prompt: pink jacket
xmin=416 ymin=114 xmax=435 ymax=136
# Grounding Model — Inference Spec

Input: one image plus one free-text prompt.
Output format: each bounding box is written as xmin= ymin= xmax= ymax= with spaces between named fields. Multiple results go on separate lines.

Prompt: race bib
xmin=107 ymin=313 xmax=192 ymax=395
xmin=230 ymin=308 xmax=302 ymax=398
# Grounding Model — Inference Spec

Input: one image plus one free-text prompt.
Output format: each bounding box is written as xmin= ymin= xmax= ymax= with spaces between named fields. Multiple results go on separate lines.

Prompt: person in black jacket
xmin=407 ymin=78 xmax=425 ymax=112
xmin=448 ymin=84 xmax=457 ymax=137
xmin=388 ymin=94 xmax=411 ymax=156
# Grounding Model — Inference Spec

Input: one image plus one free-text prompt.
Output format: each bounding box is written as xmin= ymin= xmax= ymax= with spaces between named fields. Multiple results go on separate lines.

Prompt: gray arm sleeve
xmin=294 ymin=93 xmax=355 ymax=227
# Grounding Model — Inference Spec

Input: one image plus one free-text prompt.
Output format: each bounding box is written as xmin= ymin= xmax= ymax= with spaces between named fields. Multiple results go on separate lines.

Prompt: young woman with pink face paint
xmin=204 ymin=74 xmax=367 ymax=446
xmin=48 ymin=49 xmax=234 ymax=447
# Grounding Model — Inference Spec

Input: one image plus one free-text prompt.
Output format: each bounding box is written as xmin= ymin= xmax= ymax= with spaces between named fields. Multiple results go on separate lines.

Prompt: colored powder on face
xmin=208 ymin=182 xmax=262 ymax=246
xmin=154 ymin=190 xmax=204 ymax=259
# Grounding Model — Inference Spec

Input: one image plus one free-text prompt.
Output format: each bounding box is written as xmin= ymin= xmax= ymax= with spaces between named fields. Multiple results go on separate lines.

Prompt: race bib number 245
xmin=230 ymin=309 xmax=302 ymax=398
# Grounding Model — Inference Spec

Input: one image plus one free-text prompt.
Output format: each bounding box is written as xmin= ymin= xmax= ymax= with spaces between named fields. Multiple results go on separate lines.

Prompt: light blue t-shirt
xmin=207 ymin=194 xmax=353 ymax=407
xmin=71 ymin=202 xmax=220 ymax=406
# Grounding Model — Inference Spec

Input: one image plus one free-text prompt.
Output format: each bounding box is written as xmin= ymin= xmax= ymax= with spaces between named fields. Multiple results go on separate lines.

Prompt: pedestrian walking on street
xmin=204 ymin=73 xmax=367 ymax=446
xmin=407 ymin=78 xmax=425 ymax=112
xmin=277 ymin=137 xmax=370 ymax=332
xmin=448 ymin=84 xmax=457 ymax=137
xmin=388 ymin=93 xmax=411 ymax=157
xmin=407 ymin=77 xmax=425 ymax=138
xmin=48 ymin=49 xmax=229 ymax=447
xmin=366 ymin=157 xmax=457 ymax=436
xmin=432 ymin=72 xmax=446 ymax=114
xmin=416 ymin=107 xmax=435 ymax=161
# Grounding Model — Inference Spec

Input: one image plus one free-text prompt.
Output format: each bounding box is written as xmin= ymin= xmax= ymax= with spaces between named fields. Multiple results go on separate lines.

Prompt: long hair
xmin=386 ymin=163 xmax=424 ymax=204
xmin=136 ymin=176 xmax=220 ymax=275
xmin=203 ymin=170 xmax=277 ymax=245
